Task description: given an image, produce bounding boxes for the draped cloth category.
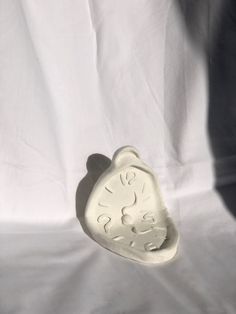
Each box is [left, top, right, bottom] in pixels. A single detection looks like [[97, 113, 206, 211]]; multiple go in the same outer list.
[[0, 1, 236, 313]]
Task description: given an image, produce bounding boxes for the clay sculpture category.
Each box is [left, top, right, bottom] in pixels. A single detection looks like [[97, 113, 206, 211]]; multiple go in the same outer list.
[[84, 146, 179, 264]]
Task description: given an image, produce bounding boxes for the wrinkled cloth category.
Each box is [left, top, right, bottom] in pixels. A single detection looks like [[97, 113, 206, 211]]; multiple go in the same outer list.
[[0, 1, 236, 314]]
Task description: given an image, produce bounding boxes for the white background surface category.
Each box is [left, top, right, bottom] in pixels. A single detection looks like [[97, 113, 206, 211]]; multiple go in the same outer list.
[[0, 1, 236, 313]]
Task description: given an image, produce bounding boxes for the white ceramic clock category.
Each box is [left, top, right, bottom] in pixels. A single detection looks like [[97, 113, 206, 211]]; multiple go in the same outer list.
[[84, 146, 179, 264]]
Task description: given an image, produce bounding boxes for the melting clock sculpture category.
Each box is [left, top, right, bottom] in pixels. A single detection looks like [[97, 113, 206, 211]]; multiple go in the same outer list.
[[84, 146, 179, 264]]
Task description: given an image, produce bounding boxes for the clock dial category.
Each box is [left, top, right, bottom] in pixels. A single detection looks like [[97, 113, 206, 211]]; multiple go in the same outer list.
[[84, 146, 179, 264]]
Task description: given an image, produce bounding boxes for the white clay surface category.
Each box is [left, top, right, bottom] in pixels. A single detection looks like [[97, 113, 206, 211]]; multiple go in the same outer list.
[[84, 146, 179, 264]]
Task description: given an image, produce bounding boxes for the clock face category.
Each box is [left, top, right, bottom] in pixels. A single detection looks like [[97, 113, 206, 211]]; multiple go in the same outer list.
[[86, 165, 168, 253]]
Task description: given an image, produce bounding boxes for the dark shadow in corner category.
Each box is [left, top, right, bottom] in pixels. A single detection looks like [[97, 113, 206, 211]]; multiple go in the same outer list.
[[76, 153, 111, 237], [176, 0, 236, 218], [208, 0, 236, 218]]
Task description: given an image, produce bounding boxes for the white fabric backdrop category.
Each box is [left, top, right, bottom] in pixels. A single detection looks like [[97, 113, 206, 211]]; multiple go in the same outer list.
[[0, 1, 236, 313]]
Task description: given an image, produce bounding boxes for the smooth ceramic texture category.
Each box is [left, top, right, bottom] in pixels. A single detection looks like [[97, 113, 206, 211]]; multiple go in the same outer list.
[[84, 146, 179, 264]]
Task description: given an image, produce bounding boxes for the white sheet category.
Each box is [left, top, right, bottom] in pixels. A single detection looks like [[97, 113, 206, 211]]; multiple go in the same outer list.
[[0, 1, 236, 313]]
